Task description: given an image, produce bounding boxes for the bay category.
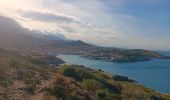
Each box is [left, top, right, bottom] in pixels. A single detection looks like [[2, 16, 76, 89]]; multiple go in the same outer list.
[[57, 52, 170, 93]]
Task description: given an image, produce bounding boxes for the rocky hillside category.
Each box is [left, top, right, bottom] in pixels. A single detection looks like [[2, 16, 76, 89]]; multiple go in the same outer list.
[[0, 49, 169, 100]]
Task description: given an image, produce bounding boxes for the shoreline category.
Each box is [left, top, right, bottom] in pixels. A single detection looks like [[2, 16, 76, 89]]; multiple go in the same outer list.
[[57, 54, 170, 94]]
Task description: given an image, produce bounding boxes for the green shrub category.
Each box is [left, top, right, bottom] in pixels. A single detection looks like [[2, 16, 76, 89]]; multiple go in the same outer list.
[[24, 78, 41, 85], [61, 66, 96, 81], [0, 72, 7, 81], [0, 80, 12, 87], [0, 93, 7, 100], [43, 77, 68, 99], [82, 79, 103, 91], [25, 83, 37, 94], [79, 70, 95, 80], [96, 89, 109, 99], [96, 89, 122, 100], [63, 67, 80, 81]]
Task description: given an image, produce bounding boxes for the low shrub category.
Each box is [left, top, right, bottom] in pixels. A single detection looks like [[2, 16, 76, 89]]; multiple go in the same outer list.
[[0, 93, 7, 100], [82, 79, 103, 91], [96, 89, 109, 99], [63, 67, 81, 81], [25, 83, 37, 94], [42, 77, 69, 100], [0, 80, 12, 87], [79, 70, 95, 80]]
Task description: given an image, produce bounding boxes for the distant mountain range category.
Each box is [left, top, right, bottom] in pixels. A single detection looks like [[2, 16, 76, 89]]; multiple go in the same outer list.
[[0, 15, 93, 49], [0, 15, 169, 63]]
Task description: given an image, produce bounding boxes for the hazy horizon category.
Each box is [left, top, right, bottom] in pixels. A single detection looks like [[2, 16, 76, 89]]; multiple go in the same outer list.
[[0, 0, 170, 51]]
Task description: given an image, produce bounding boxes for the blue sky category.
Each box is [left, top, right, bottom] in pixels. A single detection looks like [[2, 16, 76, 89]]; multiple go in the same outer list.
[[0, 0, 169, 50]]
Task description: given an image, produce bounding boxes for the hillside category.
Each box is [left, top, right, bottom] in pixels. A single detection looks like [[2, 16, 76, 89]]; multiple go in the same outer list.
[[0, 49, 170, 100], [0, 15, 167, 63], [0, 16, 46, 48], [84, 49, 163, 63]]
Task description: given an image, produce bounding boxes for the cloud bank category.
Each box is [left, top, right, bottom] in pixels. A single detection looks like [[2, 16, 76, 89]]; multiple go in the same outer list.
[[0, 0, 169, 50], [21, 11, 77, 23]]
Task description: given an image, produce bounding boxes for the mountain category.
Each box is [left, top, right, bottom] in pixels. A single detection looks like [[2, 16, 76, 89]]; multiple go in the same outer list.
[[0, 16, 46, 48], [35, 33, 67, 41], [0, 15, 93, 49], [0, 15, 166, 62]]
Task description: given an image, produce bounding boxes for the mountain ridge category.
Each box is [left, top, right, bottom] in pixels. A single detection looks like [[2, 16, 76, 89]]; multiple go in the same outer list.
[[0, 15, 168, 63]]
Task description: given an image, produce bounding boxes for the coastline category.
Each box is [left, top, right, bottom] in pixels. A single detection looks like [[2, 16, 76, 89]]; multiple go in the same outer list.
[[57, 54, 170, 94]]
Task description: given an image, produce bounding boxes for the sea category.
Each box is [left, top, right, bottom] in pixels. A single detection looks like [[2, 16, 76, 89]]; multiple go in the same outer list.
[[57, 52, 170, 93]]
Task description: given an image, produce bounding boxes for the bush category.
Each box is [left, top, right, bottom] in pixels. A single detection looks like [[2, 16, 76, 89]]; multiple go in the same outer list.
[[25, 83, 37, 94], [96, 89, 109, 99], [82, 79, 103, 91], [61, 65, 96, 81], [0, 72, 7, 81], [0, 80, 12, 87], [79, 70, 95, 80], [43, 77, 68, 99], [63, 67, 80, 81], [0, 93, 7, 100]]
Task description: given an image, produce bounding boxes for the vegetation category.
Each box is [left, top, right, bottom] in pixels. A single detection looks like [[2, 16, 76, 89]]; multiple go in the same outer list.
[[31, 56, 65, 66], [47, 65, 170, 100], [0, 48, 169, 100], [85, 49, 163, 63], [0, 48, 53, 99]]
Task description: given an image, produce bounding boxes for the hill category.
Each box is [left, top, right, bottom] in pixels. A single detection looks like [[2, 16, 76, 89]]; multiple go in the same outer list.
[[0, 49, 169, 100], [0, 15, 167, 63], [0, 16, 45, 48]]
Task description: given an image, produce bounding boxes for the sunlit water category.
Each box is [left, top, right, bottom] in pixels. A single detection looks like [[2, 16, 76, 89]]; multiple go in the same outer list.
[[57, 52, 170, 93]]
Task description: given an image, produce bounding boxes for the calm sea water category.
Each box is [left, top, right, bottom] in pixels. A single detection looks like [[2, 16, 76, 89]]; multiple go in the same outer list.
[[57, 52, 170, 93]]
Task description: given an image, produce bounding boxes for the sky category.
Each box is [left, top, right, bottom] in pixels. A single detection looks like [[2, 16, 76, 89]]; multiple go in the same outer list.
[[0, 0, 170, 51]]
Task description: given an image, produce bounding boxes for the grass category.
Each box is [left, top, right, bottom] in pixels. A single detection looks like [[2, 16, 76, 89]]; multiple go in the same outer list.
[[53, 65, 170, 100], [0, 48, 170, 100], [82, 79, 103, 91]]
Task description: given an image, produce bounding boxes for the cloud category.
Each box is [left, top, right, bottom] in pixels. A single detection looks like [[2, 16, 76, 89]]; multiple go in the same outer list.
[[0, 15, 66, 40], [0, 0, 169, 50], [21, 11, 77, 23], [60, 26, 76, 33]]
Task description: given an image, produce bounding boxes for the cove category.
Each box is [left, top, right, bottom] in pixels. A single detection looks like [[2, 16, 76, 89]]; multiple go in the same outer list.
[[57, 52, 170, 93]]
